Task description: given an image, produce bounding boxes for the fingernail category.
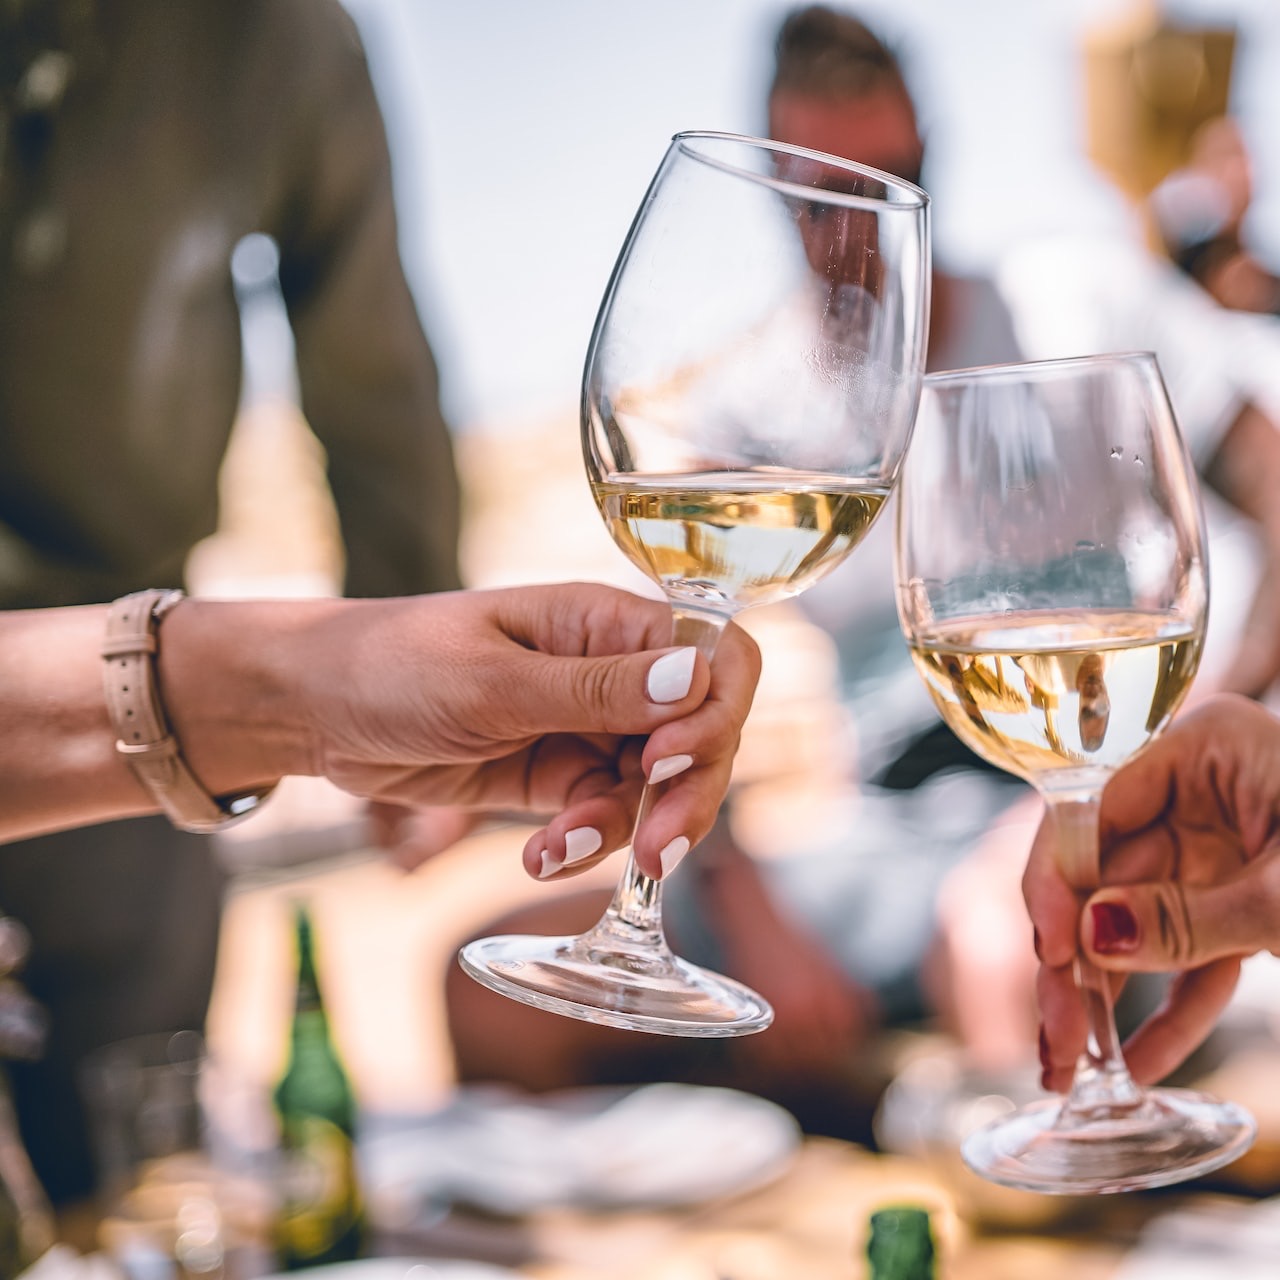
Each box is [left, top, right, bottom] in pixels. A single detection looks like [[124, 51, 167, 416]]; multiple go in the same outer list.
[[647, 648, 696, 703], [1038, 1026, 1050, 1071], [563, 826, 602, 866], [536, 849, 559, 879], [1090, 901, 1139, 953], [649, 754, 694, 784], [1033, 928, 1044, 962], [659, 835, 690, 878]]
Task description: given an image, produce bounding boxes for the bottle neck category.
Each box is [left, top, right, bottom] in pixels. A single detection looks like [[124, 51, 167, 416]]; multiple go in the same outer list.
[[290, 1004, 330, 1038], [289, 911, 334, 1046]]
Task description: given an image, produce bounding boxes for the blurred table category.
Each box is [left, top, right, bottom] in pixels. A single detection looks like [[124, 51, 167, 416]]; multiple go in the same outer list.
[[56, 1129, 1270, 1280], [189, 805, 1280, 1280], [372, 1135, 1163, 1280]]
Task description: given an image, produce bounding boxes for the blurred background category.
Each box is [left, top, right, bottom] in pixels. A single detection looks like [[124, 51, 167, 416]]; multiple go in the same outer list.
[[349, 0, 1280, 434], [195, 0, 1280, 1145], [47, 0, 1280, 1273]]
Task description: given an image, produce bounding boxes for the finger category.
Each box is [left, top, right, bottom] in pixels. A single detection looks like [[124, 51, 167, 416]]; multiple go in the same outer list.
[[522, 776, 645, 881], [1120, 958, 1242, 1085], [1022, 818, 1081, 969], [530, 747, 735, 884], [632, 751, 738, 879], [1096, 694, 1279, 848], [642, 678, 746, 769], [1035, 961, 1085, 1093], [629, 639, 755, 807], [498, 643, 713, 742], [519, 739, 649, 880], [1083, 862, 1280, 971], [496, 581, 674, 658], [495, 589, 758, 740]]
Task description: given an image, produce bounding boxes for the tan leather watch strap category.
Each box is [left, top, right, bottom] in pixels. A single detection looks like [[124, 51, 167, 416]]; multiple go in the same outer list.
[[101, 589, 273, 833]]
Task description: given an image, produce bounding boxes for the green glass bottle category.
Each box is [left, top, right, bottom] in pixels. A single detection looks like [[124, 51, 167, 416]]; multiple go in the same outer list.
[[866, 1205, 935, 1280], [273, 905, 364, 1270]]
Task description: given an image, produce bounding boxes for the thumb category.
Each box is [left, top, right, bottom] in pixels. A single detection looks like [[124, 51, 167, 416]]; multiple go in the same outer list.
[[1083, 865, 1280, 971], [508, 644, 707, 736]]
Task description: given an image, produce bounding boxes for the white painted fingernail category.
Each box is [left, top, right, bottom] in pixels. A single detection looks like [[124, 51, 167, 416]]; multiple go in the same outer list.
[[649, 754, 694, 784], [659, 836, 691, 878], [537, 849, 559, 879], [563, 826, 603, 865], [647, 647, 696, 703]]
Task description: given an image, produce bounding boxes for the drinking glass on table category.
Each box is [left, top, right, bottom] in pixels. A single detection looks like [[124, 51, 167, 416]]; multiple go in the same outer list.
[[893, 352, 1255, 1193], [81, 1032, 274, 1277], [460, 130, 930, 1035]]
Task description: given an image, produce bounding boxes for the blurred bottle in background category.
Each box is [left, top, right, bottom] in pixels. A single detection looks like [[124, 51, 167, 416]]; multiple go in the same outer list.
[[273, 906, 363, 1271], [865, 1204, 936, 1280]]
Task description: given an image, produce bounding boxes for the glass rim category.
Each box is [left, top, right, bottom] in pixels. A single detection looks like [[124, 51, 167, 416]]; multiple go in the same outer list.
[[922, 350, 1159, 389], [672, 129, 929, 212]]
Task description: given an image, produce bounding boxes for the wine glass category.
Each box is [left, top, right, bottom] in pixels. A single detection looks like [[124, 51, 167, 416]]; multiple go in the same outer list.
[[460, 130, 930, 1035], [894, 351, 1256, 1193]]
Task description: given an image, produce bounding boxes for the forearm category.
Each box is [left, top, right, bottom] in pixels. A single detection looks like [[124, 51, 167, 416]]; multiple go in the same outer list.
[[1202, 402, 1280, 541], [0, 600, 327, 843]]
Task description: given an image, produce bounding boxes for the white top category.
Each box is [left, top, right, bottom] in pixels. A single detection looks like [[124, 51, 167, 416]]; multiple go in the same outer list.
[[996, 230, 1280, 691], [996, 231, 1280, 464], [800, 273, 1026, 775]]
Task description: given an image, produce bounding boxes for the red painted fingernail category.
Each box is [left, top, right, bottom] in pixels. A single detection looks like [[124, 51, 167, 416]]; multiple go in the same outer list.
[[1091, 901, 1139, 953]]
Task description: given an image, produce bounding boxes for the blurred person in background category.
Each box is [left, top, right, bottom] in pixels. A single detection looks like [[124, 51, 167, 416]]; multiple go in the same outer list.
[[445, 5, 1035, 1142], [654, 1, 1042, 1118], [999, 13, 1280, 705], [446, 3, 1280, 1143], [0, 0, 461, 1203]]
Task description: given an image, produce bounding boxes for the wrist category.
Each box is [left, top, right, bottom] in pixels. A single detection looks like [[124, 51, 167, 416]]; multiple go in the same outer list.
[[156, 597, 342, 794]]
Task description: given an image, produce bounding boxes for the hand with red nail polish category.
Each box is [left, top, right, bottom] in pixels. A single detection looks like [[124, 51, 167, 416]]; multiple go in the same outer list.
[[1088, 901, 1139, 954], [1024, 694, 1280, 1087]]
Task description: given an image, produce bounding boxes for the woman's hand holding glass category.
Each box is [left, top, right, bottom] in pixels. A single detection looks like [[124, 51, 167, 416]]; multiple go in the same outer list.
[[1027, 692, 1280, 1091], [0, 583, 761, 852], [460, 131, 930, 1035], [893, 352, 1254, 1194]]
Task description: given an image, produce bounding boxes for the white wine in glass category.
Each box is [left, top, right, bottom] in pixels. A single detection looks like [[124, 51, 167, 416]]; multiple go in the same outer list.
[[895, 352, 1255, 1193], [460, 130, 930, 1035], [591, 472, 890, 611]]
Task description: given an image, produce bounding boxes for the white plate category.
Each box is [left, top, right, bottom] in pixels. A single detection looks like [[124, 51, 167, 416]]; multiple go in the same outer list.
[[363, 1082, 801, 1219]]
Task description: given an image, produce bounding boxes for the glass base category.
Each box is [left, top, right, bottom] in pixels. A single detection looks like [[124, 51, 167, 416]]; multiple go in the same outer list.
[[961, 1088, 1256, 1195], [458, 932, 774, 1037]]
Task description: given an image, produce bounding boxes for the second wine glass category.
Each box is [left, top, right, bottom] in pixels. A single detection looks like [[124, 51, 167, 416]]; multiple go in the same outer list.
[[460, 130, 930, 1035], [894, 352, 1255, 1192]]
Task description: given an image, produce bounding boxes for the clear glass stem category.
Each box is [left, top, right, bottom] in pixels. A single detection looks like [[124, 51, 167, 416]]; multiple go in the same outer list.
[[1048, 792, 1144, 1118], [586, 607, 727, 951]]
